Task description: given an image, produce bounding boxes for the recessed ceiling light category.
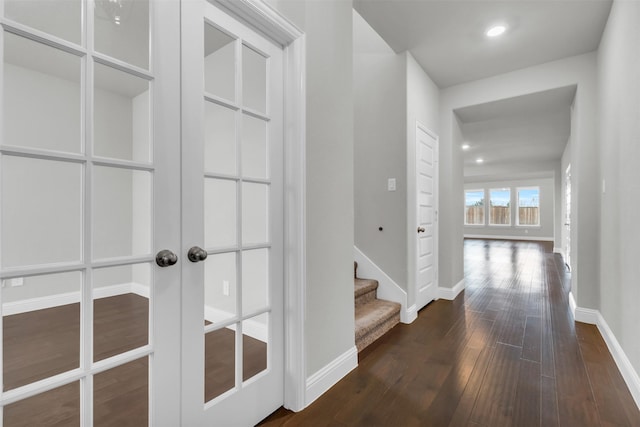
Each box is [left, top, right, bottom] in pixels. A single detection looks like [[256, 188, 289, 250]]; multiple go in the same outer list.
[[486, 25, 506, 38], [476, 158, 484, 164], [462, 144, 470, 150]]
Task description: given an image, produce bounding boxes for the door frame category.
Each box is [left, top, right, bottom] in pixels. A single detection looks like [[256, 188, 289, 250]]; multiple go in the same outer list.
[[197, 0, 307, 413], [407, 121, 439, 314]]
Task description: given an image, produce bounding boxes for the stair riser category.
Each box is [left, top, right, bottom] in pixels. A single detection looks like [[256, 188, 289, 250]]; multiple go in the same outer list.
[[356, 313, 400, 352], [355, 289, 377, 307]]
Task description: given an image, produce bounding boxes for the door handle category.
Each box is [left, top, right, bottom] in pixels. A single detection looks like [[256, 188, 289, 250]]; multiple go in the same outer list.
[[156, 250, 178, 267], [417, 227, 426, 233], [188, 246, 208, 263]]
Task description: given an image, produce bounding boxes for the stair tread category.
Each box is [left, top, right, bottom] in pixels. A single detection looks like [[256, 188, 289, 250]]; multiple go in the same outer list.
[[354, 278, 378, 297], [355, 299, 401, 336]]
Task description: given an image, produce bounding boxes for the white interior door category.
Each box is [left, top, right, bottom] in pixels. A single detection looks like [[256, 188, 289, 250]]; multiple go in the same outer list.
[[415, 123, 438, 311], [0, 0, 181, 424], [181, 1, 285, 425]]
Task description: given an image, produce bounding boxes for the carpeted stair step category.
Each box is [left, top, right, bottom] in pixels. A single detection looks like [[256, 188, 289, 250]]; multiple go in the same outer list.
[[355, 299, 401, 352], [355, 278, 378, 307]]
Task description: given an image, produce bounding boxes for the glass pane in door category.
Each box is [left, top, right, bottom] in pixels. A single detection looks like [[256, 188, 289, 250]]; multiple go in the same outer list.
[[92, 166, 151, 260], [93, 357, 149, 426], [204, 328, 235, 402], [2, 272, 81, 390], [1, 155, 82, 268], [204, 178, 237, 248], [204, 252, 237, 324], [205, 101, 236, 175], [204, 23, 236, 102], [242, 45, 266, 114], [3, 381, 80, 427], [2, 32, 81, 153], [241, 114, 268, 179], [242, 182, 268, 245], [94, 63, 151, 162], [93, 263, 150, 361], [242, 313, 267, 382], [4, 0, 81, 44], [94, 0, 150, 69], [241, 249, 268, 314]]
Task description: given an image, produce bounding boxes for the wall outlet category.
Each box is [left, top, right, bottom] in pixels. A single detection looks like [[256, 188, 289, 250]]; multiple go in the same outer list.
[[222, 280, 230, 296], [388, 178, 396, 191], [524, 229, 529, 234]]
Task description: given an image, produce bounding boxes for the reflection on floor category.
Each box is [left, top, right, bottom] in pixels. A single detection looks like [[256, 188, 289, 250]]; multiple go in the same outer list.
[[2, 293, 266, 426]]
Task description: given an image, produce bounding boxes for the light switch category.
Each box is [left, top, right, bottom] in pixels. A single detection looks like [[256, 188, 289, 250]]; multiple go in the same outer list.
[[388, 178, 396, 191], [223, 280, 230, 296]]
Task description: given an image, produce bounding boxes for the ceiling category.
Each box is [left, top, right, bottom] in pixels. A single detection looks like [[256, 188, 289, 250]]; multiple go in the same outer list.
[[457, 86, 575, 182], [354, 0, 611, 181], [354, 0, 612, 88]]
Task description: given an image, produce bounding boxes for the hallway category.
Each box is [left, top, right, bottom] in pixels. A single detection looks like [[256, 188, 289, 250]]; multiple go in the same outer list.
[[261, 239, 640, 426]]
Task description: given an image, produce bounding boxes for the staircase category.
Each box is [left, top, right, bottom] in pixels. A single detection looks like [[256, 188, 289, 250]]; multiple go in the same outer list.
[[354, 262, 401, 352]]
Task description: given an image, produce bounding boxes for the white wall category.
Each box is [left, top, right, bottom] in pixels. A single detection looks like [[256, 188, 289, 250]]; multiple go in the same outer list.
[[353, 11, 440, 309], [266, 0, 356, 377], [439, 53, 599, 310], [353, 10, 407, 288], [463, 178, 555, 241], [597, 0, 640, 383]]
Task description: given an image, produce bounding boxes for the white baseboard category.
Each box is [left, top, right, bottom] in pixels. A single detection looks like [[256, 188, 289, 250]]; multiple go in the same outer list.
[[569, 291, 577, 318], [2, 283, 149, 316], [2, 291, 79, 316], [305, 345, 358, 407], [594, 312, 640, 409], [354, 246, 415, 324], [437, 278, 465, 301], [570, 295, 640, 410], [405, 304, 417, 323], [464, 234, 554, 242]]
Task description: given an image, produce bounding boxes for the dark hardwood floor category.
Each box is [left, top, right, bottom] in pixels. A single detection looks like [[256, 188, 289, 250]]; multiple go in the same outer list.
[[260, 239, 640, 427]]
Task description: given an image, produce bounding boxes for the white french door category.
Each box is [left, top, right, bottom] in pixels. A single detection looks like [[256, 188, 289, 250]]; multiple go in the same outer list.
[[0, 0, 182, 425], [180, 1, 284, 425], [0, 0, 287, 425]]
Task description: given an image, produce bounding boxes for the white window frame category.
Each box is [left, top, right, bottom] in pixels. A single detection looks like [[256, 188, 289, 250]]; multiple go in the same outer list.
[[516, 186, 540, 227], [489, 188, 511, 226], [464, 189, 485, 226]]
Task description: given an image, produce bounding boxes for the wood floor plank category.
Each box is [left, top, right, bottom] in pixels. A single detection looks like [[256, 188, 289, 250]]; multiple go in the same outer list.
[[470, 343, 522, 426], [512, 359, 541, 427]]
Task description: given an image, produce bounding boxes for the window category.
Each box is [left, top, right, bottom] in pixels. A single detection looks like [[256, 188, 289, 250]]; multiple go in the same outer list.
[[464, 190, 484, 225], [517, 187, 540, 226], [489, 188, 511, 225]]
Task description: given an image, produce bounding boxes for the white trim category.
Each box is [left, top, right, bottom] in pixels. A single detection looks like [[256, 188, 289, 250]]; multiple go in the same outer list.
[[464, 234, 554, 242], [594, 312, 640, 410], [569, 298, 640, 410], [437, 278, 465, 301], [210, 0, 307, 413], [569, 291, 577, 318], [354, 246, 415, 324], [553, 247, 564, 256], [2, 283, 149, 316], [214, 0, 302, 47], [283, 36, 307, 414], [405, 304, 418, 323], [305, 346, 358, 407]]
